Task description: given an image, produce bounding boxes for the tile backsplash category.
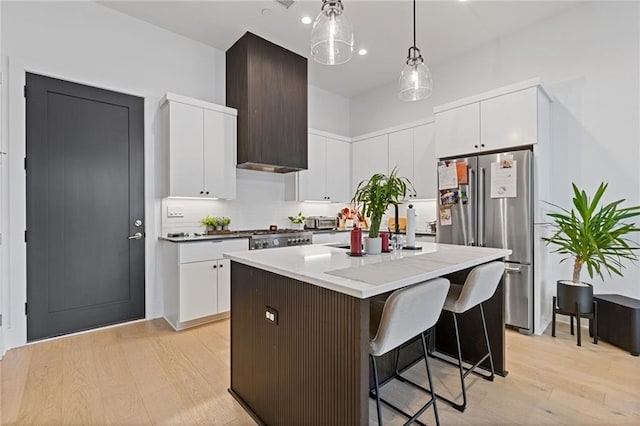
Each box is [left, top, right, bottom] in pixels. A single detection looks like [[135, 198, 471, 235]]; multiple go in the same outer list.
[[161, 170, 436, 235]]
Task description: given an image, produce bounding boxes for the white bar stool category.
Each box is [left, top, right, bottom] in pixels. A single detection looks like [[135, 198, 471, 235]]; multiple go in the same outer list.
[[369, 278, 450, 426], [431, 261, 505, 412]]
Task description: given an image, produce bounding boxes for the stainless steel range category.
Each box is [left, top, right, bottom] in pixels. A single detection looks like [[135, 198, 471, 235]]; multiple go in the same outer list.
[[249, 229, 313, 250]]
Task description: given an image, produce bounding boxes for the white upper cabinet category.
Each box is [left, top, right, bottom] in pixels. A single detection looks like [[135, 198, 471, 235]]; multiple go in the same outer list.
[[168, 101, 204, 197], [298, 133, 327, 201], [351, 134, 388, 194], [481, 87, 538, 152], [325, 137, 351, 202], [203, 109, 237, 200], [388, 128, 413, 185], [434, 81, 550, 159], [435, 103, 480, 159], [387, 124, 437, 200], [293, 133, 351, 203], [412, 123, 437, 199], [163, 93, 237, 199]]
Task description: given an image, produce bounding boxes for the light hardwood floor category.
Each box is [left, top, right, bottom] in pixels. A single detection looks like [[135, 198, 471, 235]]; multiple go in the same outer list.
[[1, 318, 638, 425]]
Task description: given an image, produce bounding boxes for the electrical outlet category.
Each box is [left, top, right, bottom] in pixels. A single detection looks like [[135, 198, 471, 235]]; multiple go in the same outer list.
[[167, 205, 184, 218], [265, 306, 278, 325]]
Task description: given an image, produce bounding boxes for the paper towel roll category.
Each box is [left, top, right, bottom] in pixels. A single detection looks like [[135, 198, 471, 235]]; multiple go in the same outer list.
[[406, 204, 416, 247]]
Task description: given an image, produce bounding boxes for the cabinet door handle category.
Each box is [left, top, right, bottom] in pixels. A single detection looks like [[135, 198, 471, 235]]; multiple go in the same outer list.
[[206, 191, 210, 195], [213, 265, 217, 269], [474, 144, 479, 149], [219, 264, 223, 268], [200, 191, 204, 194]]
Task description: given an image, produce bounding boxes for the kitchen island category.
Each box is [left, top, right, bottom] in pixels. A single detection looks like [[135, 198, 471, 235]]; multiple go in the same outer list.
[[224, 243, 510, 425]]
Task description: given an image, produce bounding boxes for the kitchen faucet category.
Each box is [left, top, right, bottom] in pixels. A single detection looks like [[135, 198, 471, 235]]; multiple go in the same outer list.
[[394, 204, 400, 235]]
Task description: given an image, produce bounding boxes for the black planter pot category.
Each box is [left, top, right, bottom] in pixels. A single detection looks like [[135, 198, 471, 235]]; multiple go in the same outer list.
[[557, 280, 594, 313]]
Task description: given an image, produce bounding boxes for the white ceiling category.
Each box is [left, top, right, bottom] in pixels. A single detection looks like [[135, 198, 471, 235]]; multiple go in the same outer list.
[[100, 0, 583, 98]]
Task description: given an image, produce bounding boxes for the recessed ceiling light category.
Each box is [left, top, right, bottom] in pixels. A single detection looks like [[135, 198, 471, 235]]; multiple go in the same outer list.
[[358, 49, 368, 56], [261, 8, 272, 16], [301, 16, 312, 25]]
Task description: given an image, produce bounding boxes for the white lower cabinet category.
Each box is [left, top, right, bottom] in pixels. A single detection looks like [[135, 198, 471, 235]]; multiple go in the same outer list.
[[312, 231, 351, 245], [217, 259, 231, 312], [162, 239, 247, 330]]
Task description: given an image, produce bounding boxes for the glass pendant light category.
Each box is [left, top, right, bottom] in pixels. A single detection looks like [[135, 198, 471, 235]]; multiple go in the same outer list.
[[398, 0, 433, 101], [310, 0, 354, 65]]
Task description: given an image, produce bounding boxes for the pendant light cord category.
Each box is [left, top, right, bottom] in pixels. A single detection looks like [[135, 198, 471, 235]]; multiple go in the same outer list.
[[413, 0, 416, 49]]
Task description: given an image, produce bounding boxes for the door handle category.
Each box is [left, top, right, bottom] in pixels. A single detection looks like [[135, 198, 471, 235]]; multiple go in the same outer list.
[[505, 266, 521, 273], [478, 167, 485, 247], [128, 232, 143, 240]]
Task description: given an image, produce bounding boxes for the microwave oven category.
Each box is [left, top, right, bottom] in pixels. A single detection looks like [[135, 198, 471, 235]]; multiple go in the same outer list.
[[304, 216, 338, 230]]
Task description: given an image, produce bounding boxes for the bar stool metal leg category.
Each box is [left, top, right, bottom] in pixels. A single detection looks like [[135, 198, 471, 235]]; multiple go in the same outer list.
[[420, 332, 440, 426], [370, 354, 383, 426], [452, 312, 467, 411], [480, 304, 495, 381]]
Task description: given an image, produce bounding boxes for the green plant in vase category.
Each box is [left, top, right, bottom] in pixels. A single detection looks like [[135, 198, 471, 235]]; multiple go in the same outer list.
[[200, 216, 218, 234], [351, 167, 414, 254], [288, 212, 305, 229], [220, 217, 231, 230]]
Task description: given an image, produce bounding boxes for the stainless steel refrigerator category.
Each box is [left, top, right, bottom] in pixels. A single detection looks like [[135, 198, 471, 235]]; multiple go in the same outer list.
[[436, 149, 533, 333]]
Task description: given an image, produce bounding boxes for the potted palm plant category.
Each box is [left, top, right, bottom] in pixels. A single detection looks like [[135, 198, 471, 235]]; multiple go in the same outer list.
[[351, 167, 414, 254], [543, 182, 640, 313]]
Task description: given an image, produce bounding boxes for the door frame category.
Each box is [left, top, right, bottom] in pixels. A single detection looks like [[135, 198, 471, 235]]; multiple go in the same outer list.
[[3, 57, 156, 350]]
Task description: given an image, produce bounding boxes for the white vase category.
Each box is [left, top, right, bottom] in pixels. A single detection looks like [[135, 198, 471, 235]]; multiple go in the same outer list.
[[364, 236, 382, 254]]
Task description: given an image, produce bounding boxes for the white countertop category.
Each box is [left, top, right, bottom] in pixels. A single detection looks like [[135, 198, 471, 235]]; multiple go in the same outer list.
[[224, 243, 511, 299]]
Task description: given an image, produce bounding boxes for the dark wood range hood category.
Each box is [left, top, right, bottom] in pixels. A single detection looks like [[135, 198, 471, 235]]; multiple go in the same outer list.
[[226, 32, 308, 173]]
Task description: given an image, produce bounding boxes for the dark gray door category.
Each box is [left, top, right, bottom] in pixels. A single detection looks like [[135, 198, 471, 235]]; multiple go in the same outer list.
[[26, 73, 145, 341]]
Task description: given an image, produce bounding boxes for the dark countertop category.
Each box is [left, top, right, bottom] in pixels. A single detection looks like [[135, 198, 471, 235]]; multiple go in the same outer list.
[[159, 228, 436, 243], [159, 233, 252, 243]]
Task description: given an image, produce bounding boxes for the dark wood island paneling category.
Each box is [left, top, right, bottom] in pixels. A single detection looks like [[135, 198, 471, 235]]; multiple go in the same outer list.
[[230, 262, 370, 425]]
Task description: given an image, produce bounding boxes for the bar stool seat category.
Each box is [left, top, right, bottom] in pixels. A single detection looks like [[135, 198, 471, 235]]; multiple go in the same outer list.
[[369, 278, 450, 426], [431, 261, 505, 412]]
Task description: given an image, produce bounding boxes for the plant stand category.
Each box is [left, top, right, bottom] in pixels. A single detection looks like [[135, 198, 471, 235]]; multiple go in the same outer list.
[[552, 296, 598, 346]]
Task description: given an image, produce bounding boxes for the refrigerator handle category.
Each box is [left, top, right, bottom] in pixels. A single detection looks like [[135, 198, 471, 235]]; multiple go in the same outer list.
[[479, 167, 485, 247], [468, 166, 475, 246]]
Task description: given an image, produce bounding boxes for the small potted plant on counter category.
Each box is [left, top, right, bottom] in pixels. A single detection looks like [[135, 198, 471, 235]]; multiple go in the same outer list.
[[543, 182, 640, 318], [351, 167, 413, 254], [288, 212, 305, 230], [200, 216, 218, 235], [220, 217, 231, 231]]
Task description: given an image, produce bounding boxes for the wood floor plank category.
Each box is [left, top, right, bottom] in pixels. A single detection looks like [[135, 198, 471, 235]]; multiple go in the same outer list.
[[91, 328, 149, 425], [62, 333, 106, 425], [1, 345, 33, 424], [15, 339, 64, 424], [1, 318, 638, 425]]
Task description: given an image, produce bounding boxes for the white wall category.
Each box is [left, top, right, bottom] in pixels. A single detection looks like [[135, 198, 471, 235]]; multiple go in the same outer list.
[[351, 1, 640, 323], [0, 1, 351, 351], [309, 85, 350, 136]]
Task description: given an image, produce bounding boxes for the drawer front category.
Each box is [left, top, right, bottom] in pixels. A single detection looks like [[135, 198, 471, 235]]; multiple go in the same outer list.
[[179, 239, 249, 263]]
